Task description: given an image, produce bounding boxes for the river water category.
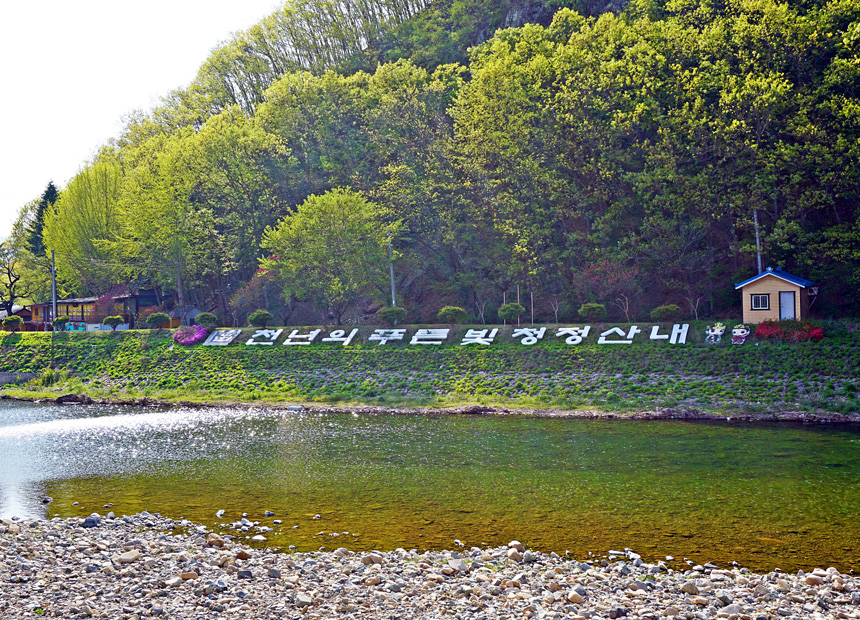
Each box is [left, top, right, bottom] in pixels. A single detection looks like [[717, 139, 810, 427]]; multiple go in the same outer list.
[[1, 401, 858, 572]]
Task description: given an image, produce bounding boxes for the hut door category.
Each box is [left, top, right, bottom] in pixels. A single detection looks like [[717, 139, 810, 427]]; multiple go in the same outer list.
[[779, 291, 796, 320]]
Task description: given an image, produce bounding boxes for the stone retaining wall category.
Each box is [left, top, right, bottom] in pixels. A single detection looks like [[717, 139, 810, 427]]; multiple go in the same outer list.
[[0, 371, 37, 386]]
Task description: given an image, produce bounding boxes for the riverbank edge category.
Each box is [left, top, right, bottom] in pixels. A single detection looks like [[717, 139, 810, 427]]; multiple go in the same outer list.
[[3, 327, 859, 416], [2, 391, 858, 424], [1, 513, 858, 620]]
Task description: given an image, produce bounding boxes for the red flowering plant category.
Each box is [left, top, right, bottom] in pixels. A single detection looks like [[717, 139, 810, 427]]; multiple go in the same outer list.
[[754, 320, 824, 342], [754, 322, 783, 340], [172, 325, 209, 346], [808, 325, 825, 341]]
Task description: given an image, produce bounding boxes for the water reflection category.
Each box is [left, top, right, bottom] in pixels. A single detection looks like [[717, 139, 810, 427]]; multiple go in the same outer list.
[[1, 400, 859, 571]]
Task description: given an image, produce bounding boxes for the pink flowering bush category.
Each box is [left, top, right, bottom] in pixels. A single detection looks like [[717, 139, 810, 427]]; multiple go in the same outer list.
[[172, 325, 209, 346]]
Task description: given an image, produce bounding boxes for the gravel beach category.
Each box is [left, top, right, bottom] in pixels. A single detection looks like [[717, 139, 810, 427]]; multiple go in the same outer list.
[[1, 513, 857, 620]]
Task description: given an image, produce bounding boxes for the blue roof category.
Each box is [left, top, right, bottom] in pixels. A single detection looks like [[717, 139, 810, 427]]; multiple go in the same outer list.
[[735, 266, 814, 289]]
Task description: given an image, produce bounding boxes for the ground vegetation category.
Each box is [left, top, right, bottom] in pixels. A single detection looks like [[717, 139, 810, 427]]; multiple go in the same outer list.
[[1, 324, 857, 414]]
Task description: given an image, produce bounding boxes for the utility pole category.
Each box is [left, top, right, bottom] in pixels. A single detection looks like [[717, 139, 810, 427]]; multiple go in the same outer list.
[[176, 262, 186, 326], [51, 250, 57, 325], [516, 285, 521, 326], [753, 210, 763, 273], [50, 250, 57, 369], [502, 291, 506, 326], [388, 233, 397, 324]]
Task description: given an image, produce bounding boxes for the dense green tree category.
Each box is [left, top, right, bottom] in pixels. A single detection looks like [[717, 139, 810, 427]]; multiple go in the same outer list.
[[109, 131, 199, 310], [261, 188, 397, 324], [0, 242, 32, 316], [43, 155, 124, 293], [27, 181, 60, 257], [7, 200, 54, 304], [189, 0, 433, 116], [194, 312, 219, 329], [256, 70, 375, 195], [2, 316, 23, 332], [437, 305, 468, 324], [497, 302, 525, 323], [103, 315, 124, 330], [192, 108, 291, 281], [247, 308, 275, 327], [378, 305, 407, 324], [449, 3, 860, 315], [145, 312, 170, 329], [14, 0, 860, 318]]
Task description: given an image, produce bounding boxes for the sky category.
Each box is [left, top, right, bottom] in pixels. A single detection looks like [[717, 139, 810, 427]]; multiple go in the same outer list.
[[0, 0, 282, 239]]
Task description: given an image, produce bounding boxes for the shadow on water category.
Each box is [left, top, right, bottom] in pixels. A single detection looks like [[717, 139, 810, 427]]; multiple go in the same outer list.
[[1, 400, 859, 572]]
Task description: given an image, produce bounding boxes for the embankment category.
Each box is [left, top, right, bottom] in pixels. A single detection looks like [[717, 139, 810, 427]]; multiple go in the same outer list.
[[0, 322, 857, 416]]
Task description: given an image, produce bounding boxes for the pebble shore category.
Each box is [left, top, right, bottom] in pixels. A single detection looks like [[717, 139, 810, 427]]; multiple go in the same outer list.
[[1, 513, 857, 620], [9, 393, 860, 424]]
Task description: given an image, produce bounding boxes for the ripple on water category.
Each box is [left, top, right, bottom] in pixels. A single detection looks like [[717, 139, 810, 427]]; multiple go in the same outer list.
[[1, 401, 859, 572]]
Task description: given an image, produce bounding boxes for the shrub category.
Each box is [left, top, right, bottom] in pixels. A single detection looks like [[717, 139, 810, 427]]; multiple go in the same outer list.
[[578, 303, 607, 321], [103, 315, 124, 330], [194, 312, 218, 329], [809, 325, 826, 341], [755, 320, 824, 342], [378, 306, 406, 325], [754, 322, 782, 340], [497, 303, 526, 323], [33, 367, 69, 387], [145, 312, 170, 329], [248, 309, 274, 328], [437, 306, 468, 324], [650, 304, 682, 322], [52, 315, 70, 330], [3, 316, 23, 332], [173, 325, 209, 346]]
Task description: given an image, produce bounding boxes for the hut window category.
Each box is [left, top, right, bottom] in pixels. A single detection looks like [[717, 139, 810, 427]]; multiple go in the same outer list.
[[751, 294, 770, 310]]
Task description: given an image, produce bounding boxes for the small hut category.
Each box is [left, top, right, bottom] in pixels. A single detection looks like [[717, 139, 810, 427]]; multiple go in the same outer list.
[[734, 266, 815, 324], [167, 305, 203, 328]]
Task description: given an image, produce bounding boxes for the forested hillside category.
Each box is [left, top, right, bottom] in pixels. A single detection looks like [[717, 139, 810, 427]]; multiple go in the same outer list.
[[9, 0, 860, 324]]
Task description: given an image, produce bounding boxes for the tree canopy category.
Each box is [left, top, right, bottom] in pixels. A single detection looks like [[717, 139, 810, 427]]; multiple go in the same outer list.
[[10, 0, 860, 321], [0, 242, 32, 316], [261, 188, 396, 324], [42, 156, 123, 293]]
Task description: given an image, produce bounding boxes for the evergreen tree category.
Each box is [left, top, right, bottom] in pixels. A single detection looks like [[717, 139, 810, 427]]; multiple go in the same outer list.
[[27, 181, 60, 257]]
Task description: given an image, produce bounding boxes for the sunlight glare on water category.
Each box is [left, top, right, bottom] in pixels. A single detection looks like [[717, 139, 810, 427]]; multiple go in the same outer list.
[[1, 400, 859, 572]]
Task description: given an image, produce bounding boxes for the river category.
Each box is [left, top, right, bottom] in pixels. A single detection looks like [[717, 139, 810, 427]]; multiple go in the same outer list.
[[1, 400, 858, 572]]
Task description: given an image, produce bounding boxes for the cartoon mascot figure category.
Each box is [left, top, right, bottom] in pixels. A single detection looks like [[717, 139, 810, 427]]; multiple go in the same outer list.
[[705, 322, 726, 345], [731, 324, 751, 345]]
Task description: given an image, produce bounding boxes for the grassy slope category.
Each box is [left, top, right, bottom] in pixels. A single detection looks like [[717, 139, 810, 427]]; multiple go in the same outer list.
[[0, 322, 858, 414]]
